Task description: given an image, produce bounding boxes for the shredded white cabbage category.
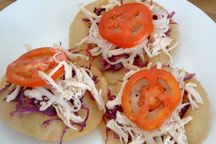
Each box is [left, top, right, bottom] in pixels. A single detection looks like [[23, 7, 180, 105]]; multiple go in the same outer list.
[[23, 44, 33, 51], [102, 0, 122, 10], [106, 66, 203, 144], [6, 51, 104, 130], [77, 0, 177, 69], [185, 83, 203, 109], [53, 43, 89, 61], [6, 86, 21, 103], [79, 4, 99, 20]]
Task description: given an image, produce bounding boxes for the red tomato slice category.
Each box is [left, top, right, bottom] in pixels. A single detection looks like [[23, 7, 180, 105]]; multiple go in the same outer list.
[[99, 3, 153, 48], [6, 47, 67, 87], [122, 68, 181, 131]]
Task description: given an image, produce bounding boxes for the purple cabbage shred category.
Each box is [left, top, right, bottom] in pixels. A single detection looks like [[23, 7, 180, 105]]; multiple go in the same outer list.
[[102, 55, 149, 71], [42, 117, 60, 128], [107, 89, 116, 101], [102, 54, 129, 71], [102, 61, 123, 71], [133, 56, 149, 68], [72, 106, 89, 132], [10, 88, 56, 117], [108, 54, 129, 63], [4, 84, 90, 144], [82, 18, 92, 27], [86, 44, 94, 57], [167, 11, 178, 25], [167, 11, 176, 19], [162, 64, 171, 67], [82, 18, 91, 23], [165, 29, 171, 36], [179, 90, 191, 118], [105, 127, 111, 143], [94, 7, 106, 16], [150, 0, 153, 6], [183, 73, 196, 81], [92, 75, 99, 84], [104, 105, 123, 120], [59, 126, 68, 144], [105, 90, 122, 120], [46, 106, 89, 144], [179, 104, 190, 118]]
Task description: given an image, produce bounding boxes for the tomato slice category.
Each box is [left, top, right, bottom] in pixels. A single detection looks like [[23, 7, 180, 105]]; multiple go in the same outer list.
[[99, 3, 153, 48], [122, 68, 181, 131], [6, 47, 67, 87]]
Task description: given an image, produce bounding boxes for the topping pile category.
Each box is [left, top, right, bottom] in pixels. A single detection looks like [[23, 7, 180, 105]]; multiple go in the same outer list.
[[77, 0, 177, 70], [105, 65, 203, 144], [3, 47, 104, 130]]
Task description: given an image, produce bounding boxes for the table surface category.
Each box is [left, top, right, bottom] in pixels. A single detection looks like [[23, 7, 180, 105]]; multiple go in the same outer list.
[[0, 0, 216, 22]]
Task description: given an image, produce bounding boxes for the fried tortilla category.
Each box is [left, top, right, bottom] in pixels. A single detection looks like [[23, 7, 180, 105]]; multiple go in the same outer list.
[[69, 0, 178, 97], [0, 60, 108, 142], [99, 69, 211, 144]]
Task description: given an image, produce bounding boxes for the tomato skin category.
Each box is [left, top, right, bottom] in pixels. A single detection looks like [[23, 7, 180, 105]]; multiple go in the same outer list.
[[99, 3, 153, 48], [6, 47, 67, 87], [122, 68, 181, 131]]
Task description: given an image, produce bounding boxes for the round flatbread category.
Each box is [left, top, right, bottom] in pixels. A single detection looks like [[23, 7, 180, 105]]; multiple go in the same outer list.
[[69, 0, 178, 96], [0, 60, 108, 142], [99, 69, 211, 144]]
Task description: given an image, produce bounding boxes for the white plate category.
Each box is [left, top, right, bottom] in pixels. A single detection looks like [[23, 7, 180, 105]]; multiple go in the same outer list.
[[0, 0, 215, 144]]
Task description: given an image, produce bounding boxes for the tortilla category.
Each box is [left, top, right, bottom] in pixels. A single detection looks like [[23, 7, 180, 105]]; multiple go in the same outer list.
[[69, 0, 178, 98], [0, 60, 108, 142], [99, 69, 211, 144]]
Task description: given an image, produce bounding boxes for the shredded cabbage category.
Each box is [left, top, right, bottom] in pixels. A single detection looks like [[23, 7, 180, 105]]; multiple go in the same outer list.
[[106, 65, 203, 144], [77, 0, 177, 69], [5, 50, 104, 131]]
